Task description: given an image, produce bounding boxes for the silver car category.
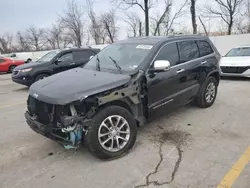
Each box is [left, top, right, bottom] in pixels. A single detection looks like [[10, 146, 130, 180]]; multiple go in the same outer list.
[[220, 46, 250, 77]]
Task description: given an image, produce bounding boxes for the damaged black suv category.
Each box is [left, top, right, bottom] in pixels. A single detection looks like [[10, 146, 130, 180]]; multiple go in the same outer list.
[[25, 35, 221, 159]]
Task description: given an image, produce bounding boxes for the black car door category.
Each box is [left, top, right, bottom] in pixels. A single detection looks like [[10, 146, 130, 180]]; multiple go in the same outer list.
[[173, 40, 201, 105], [53, 51, 75, 74], [73, 50, 96, 67], [147, 40, 201, 112], [147, 42, 181, 111], [196, 40, 217, 75]]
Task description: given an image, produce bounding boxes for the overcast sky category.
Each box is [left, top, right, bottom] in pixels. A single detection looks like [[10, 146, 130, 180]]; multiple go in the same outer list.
[[0, 0, 111, 33], [0, 0, 218, 39]]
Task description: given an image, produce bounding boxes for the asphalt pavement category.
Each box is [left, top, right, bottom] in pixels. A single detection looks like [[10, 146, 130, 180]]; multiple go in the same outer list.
[[0, 73, 249, 188]]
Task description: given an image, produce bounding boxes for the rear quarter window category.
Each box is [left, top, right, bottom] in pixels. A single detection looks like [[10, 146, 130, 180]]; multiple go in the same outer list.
[[0, 59, 5, 63], [196, 40, 214, 57], [74, 50, 95, 61]]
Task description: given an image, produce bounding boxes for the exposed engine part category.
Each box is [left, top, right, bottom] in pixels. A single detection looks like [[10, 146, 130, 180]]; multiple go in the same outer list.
[[63, 104, 83, 149]]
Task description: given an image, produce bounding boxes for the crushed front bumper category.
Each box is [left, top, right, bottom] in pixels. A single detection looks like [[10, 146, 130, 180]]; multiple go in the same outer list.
[[25, 111, 74, 146]]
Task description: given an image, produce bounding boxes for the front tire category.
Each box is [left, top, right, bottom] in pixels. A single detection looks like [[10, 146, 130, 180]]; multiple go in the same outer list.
[[34, 74, 49, 82], [195, 76, 218, 108], [26, 58, 32, 63], [8, 65, 16, 73], [85, 106, 137, 159]]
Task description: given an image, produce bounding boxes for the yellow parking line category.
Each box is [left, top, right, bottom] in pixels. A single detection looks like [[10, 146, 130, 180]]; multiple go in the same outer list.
[[217, 146, 250, 188], [0, 102, 25, 109]]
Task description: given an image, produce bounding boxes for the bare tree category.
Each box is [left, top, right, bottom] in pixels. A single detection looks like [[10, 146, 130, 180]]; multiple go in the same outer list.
[[45, 23, 63, 49], [100, 10, 118, 43], [16, 31, 31, 52], [151, 0, 172, 36], [198, 16, 208, 35], [151, 0, 187, 36], [61, 34, 74, 48], [0, 33, 13, 53], [114, 0, 155, 36], [86, 0, 104, 44], [190, 0, 197, 34], [124, 12, 142, 37], [59, 0, 84, 47], [206, 0, 244, 35], [235, 0, 250, 33], [26, 26, 46, 51]]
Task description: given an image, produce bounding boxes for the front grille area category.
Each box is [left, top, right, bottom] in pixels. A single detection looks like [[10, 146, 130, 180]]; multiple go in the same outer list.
[[27, 95, 54, 125], [220, 66, 249, 74]]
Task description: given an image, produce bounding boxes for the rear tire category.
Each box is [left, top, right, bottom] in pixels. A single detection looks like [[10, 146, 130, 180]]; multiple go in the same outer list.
[[26, 58, 32, 63], [85, 106, 137, 160], [34, 74, 49, 82], [8, 65, 16, 73], [195, 76, 218, 108]]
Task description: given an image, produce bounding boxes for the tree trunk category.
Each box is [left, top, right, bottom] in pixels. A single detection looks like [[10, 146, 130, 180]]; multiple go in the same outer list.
[[198, 16, 208, 36], [105, 23, 114, 43], [139, 21, 142, 36], [144, 0, 149, 36], [190, 0, 197, 34], [228, 16, 233, 35]]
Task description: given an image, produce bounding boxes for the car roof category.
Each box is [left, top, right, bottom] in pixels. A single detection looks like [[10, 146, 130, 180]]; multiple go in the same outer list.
[[115, 35, 208, 45], [60, 47, 100, 53]]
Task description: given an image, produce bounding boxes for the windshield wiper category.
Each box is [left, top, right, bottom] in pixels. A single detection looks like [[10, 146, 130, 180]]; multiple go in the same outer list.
[[109, 56, 122, 73], [96, 54, 100, 71]]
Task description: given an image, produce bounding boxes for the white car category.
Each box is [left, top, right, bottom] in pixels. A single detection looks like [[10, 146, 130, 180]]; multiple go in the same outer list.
[[220, 46, 250, 77]]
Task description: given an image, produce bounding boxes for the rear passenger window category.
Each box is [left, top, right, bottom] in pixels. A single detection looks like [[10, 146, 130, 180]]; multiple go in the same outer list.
[[155, 43, 179, 66], [178, 41, 199, 63], [74, 51, 94, 61], [196, 40, 214, 57], [0, 59, 5, 63]]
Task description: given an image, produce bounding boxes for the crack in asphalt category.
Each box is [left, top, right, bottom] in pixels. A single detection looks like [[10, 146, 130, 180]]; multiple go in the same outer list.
[[134, 130, 189, 188], [135, 143, 183, 188]]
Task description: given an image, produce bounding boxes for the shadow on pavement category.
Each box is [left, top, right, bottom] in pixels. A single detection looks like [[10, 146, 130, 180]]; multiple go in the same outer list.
[[14, 87, 29, 92]]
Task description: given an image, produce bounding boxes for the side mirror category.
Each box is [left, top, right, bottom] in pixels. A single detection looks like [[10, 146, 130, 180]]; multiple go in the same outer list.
[[89, 55, 94, 60], [153, 60, 171, 72], [55, 59, 62, 65]]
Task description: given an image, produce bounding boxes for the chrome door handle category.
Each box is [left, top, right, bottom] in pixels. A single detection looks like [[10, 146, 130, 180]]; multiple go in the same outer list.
[[70, 62, 75, 65], [176, 69, 185, 74], [201, 60, 207, 64]]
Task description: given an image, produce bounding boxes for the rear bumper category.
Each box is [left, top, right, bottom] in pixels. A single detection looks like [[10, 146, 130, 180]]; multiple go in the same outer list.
[[25, 112, 73, 146]]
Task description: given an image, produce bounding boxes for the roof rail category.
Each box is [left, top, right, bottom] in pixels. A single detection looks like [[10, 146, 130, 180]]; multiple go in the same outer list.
[[168, 34, 203, 38]]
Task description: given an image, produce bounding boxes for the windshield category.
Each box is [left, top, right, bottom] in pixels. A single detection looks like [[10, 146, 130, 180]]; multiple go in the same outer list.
[[37, 50, 60, 62], [84, 43, 153, 72], [225, 47, 250, 57]]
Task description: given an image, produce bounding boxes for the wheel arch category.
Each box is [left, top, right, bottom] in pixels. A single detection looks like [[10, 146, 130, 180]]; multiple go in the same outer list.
[[33, 71, 52, 81], [97, 98, 145, 126], [208, 71, 220, 86], [8, 65, 17, 72], [101, 99, 132, 113]]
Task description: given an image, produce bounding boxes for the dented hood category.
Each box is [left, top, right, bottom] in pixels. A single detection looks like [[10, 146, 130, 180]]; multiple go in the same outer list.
[[29, 68, 131, 105]]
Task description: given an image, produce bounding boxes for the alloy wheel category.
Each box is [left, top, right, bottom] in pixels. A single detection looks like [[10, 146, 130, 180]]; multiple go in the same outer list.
[[98, 115, 130, 152], [205, 82, 216, 103]]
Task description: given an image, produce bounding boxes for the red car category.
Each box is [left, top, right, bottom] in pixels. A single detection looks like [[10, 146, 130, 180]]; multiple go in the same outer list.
[[0, 57, 24, 73]]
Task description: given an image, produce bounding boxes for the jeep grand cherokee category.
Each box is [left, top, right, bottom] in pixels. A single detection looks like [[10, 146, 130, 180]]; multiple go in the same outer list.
[[25, 35, 221, 159]]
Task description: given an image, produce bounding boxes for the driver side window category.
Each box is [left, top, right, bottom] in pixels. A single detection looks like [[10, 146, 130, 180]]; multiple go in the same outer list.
[[155, 43, 180, 67], [58, 52, 73, 62]]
